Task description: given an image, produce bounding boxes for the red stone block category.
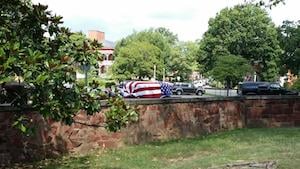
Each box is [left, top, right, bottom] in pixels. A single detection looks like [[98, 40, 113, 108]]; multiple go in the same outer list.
[[252, 101, 265, 108], [90, 116, 105, 125], [293, 103, 300, 112], [225, 102, 239, 113], [87, 134, 102, 143], [292, 113, 300, 120], [111, 132, 122, 139], [271, 104, 291, 115], [67, 139, 80, 150], [294, 120, 300, 127], [273, 114, 290, 122], [203, 116, 216, 124], [261, 113, 273, 118], [73, 112, 88, 121], [248, 107, 264, 119], [147, 105, 159, 111], [97, 140, 118, 148], [208, 103, 219, 115], [100, 135, 110, 141]]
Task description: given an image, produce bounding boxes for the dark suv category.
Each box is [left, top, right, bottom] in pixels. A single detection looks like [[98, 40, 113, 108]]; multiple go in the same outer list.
[[238, 82, 299, 95], [172, 82, 205, 95]]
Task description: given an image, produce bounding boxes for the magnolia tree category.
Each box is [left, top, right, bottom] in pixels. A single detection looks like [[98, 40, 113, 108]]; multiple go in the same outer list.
[[0, 0, 137, 133]]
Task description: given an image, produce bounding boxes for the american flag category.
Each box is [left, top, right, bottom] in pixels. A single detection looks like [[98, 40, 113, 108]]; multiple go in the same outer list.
[[122, 81, 173, 98]]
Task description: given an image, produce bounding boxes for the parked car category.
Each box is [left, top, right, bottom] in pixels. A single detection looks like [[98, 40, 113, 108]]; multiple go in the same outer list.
[[267, 82, 299, 95], [237, 82, 299, 96], [193, 80, 205, 88], [172, 82, 205, 95]]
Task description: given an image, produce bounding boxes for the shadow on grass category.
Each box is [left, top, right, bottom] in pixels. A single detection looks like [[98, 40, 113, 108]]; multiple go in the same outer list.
[[145, 128, 300, 146]]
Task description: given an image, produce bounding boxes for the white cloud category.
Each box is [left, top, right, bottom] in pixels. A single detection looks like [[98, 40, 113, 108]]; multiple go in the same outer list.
[[32, 0, 299, 42]]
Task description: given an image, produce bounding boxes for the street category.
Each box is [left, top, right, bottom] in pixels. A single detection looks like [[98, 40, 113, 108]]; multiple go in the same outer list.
[[170, 88, 238, 98], [205, 88, 238, 96]]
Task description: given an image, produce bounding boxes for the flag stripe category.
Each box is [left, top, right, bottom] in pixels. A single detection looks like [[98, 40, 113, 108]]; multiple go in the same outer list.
[[133, 81, 159, 89], [134, 86, 161, 93], [142, 94, 162, 98], [122, 81, 173, 98]]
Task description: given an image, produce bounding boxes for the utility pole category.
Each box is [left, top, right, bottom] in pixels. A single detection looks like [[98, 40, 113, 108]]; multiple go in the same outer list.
[[163, 68, 165, 82], [153, 65, 156, 80]]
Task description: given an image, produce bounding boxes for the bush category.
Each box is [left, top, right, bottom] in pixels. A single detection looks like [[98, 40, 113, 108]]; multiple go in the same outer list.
[[290, 78, 300, 91]]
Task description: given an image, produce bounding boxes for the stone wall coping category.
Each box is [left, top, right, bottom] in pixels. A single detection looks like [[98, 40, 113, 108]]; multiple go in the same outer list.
[[1, 95, 299, 112], [124, 95, 300, 105]]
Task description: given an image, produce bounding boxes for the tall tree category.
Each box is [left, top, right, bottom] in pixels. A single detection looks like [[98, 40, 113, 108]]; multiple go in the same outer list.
[[277, 20, 300, 75], [113, 28, 184, 81], [154, 27, 178, 45], [167, 41, 201, 81], [0, 0, 100, 125], [112, 41, 163, 80], [211, 55, 252, 89], [168, 45, 192, 81], [0, 0, 137, 132], [198, 4, 282, 82]]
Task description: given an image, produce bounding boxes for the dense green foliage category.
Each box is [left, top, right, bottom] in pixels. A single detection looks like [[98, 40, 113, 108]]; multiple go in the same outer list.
[[290, 78, 300, 91], [211, 55, 252, 87], [168, 41, 200, 81], [16, 128, 300, 169], [277, 21, 300, 75], [198, 4, 282, 82], [0, 0, 137, 132], [105, 97, 138, 132], [113, 28, 173, 81], [112, 41, 163, 80], [112, 28, 199, 81]]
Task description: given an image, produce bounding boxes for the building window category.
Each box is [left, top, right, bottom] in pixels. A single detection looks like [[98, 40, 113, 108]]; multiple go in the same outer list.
[[102, 54, 106, 61], [100, 66, 106, 74], [108, 54, 113, 61]]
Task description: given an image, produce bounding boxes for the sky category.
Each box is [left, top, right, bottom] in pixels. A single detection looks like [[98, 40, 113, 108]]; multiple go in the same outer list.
[[32, 0, 299, 42]]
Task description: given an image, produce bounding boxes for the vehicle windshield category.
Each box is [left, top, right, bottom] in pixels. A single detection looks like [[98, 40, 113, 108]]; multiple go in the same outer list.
[[270, 83, 281, 89]]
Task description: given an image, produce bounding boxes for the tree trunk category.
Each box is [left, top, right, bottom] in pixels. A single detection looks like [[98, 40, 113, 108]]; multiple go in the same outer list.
[[226, 79, 230, 96]]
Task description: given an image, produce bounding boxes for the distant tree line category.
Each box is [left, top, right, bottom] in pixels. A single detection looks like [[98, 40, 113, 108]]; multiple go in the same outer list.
[[112, 28, 199, 82], [112, 1, 299, 90]]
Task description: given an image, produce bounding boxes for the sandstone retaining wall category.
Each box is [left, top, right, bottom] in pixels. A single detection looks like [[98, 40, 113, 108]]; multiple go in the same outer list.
[[0, 96, 299, 165]]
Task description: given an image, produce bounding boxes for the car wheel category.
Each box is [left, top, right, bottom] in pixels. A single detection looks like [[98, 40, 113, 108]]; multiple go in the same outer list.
[[176, 90, 182, 95], [196, 91, 203, 96]]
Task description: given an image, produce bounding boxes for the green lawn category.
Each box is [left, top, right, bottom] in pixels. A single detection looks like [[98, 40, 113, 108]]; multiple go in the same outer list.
[[14, 128, 300, 169]]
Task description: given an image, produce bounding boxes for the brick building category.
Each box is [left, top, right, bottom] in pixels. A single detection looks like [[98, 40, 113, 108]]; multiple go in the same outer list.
[[88, 30, 115, 78]]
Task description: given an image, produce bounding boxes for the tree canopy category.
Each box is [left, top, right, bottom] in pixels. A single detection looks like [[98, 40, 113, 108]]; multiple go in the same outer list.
[[112, 41, 163, 80], [168, 41, 200, 81], [0, 0, 137, 132], [0, 0, 100, 124], [197, 4, 282, 82], [277, 20, 300, 75], [112, 27, 199, 81], [211, 55, 252, 87]]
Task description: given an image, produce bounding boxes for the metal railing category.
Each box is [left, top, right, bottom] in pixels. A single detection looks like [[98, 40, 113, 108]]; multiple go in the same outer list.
[[205, 88, 238, 97]]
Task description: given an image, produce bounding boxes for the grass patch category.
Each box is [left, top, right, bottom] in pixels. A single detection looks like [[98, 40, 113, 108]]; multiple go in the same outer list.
[[11, 128, 300, 169]]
